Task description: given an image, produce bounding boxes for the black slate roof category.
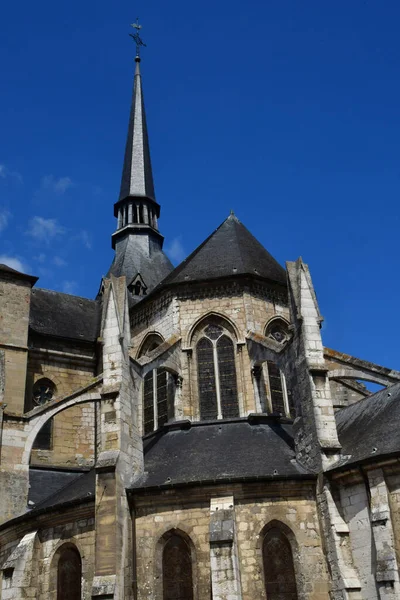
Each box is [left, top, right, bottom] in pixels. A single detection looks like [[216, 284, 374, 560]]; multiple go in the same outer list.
[[30, 288, 100, 342], [335, 382, 400, 469], [28, 468, 90, 506], [107, 234, 173, 293], [158, 214, 287, 288], [130, 418, 311, 491], [0, 263, 38, 285], [30, 469, 95, 510]]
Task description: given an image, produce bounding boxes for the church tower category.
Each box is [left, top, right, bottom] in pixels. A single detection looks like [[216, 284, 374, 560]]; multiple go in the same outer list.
[[107, 42, 173, 299]]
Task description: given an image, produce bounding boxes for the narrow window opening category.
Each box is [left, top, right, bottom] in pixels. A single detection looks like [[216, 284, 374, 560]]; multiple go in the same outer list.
[[57, 546, 82, 600], [267, 361, 285, 415], [143, 371, 154, 435], [163, 534, 194, 600], [197, 337, 218, 420], [217, 335, 239, 418], [263, 527, 298, 600]]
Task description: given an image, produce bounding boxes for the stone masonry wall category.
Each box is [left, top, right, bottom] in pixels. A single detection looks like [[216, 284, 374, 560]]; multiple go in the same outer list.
[[0, 276, 32, 415], [134, 481, 329, 600], [27, 340, 96, 468], [130, 283, 290, 423], [0, 505, 95, 600]]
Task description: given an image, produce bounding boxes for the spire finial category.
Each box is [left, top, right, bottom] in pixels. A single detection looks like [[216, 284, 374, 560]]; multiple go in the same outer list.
[[129, 18, 146, 62]]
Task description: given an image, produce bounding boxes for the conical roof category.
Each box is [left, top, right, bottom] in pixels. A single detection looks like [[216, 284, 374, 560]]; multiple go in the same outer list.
[[160, 214, 287, 287], [119, 59, 155, 202]]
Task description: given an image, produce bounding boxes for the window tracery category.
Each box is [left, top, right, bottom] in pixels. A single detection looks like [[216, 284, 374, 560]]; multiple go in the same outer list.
[[139, 334, 174, 435], [32, 378, 55, 406], [196, 321, 239, 420], [265, 318, 289, 344], [263, 527, 298, 600]]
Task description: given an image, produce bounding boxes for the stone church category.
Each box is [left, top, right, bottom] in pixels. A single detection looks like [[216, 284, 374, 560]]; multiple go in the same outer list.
[[1, 39, 400, 600]]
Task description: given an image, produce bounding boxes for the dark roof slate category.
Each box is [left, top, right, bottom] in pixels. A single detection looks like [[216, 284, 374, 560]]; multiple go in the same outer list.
[[107, 234, 173, 293], [30, 288, 100, 342], [0, 263, 38, 285], [158, 214, 287, 288], [32, 469, 95, 510], [334, 382, 400, 469], [28, 469, 88, 506], [130, 418, 311, 491]]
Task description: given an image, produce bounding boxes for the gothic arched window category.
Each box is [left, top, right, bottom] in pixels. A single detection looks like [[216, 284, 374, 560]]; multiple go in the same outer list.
[[57, 545, 82, 600], [197, 323, 239, 420], [143, 367, 172, 434], [263, 527, 298, 600], [266, 361, 294, 418], [163, 534, 194, 600]]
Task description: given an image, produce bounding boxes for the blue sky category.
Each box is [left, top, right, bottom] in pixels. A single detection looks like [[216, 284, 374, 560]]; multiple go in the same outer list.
[[1, 1, 400, 370]]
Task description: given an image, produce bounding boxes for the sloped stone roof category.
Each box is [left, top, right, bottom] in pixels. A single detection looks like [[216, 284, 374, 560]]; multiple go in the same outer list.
[[107, 234, 173, 293], [334, 382, 400, 469], [158, 214, 287, 288], [130, 417, 311, 491], [30, 468, 95, 510], [0, 263, 38, 285], [30, 288, 100, 342]]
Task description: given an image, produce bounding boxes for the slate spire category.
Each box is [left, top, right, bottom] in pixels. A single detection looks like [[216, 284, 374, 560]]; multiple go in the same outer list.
[[107, 46, 173, 298], [119, 57, 155, 203]]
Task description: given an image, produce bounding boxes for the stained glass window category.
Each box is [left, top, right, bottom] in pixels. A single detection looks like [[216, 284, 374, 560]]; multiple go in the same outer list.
[[263, 527, 298, 600], [197, 337, 218, 420], [32, 378, 55, 406], [163, 535, 193, 600], [217, 335, 239, 418], [157, 368, 168, 428], [57, 546, 82, 600], [143, 371, 154, 434], [197, 323, 239, 421], [268, 361, 285, 415]]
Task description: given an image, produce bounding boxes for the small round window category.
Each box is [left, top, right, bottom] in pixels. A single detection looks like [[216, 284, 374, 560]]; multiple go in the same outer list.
[[265, 319, 289, 344], [32, 378, 56, 406]]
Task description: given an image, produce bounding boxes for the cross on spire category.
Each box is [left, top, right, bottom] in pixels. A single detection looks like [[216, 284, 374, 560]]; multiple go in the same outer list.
[[129, 18, 146, 60]]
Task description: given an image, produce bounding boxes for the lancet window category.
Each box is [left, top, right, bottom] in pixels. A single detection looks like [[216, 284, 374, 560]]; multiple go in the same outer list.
[[196, 323, 239, 420], [162, 534, 194, 600], [263, 526, 298, 600], [57, 545, 82, 600], [139, 333, 175, 434], [143, 367, 172, 434]]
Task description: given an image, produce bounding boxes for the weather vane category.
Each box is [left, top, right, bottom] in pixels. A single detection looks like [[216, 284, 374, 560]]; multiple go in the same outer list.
[[129, 18, 146, 60]]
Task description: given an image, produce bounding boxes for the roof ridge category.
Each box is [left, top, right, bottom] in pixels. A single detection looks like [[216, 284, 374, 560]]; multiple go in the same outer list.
[[33, 287, 97, 303]]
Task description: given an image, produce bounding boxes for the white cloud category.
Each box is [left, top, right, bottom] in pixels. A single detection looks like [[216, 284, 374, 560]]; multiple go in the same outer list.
[[26, 216, 65, 243], [0, 164, 22, 183], [53, 256, 67, 267], [76, 229, 92, 249], [62, 280, 77, 294], [0, 209, 10, 233], [166, 236, 186, 264], [41, 175, 74, 195], [34, 253, 46, 263], [0, 255, 28, 273]]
